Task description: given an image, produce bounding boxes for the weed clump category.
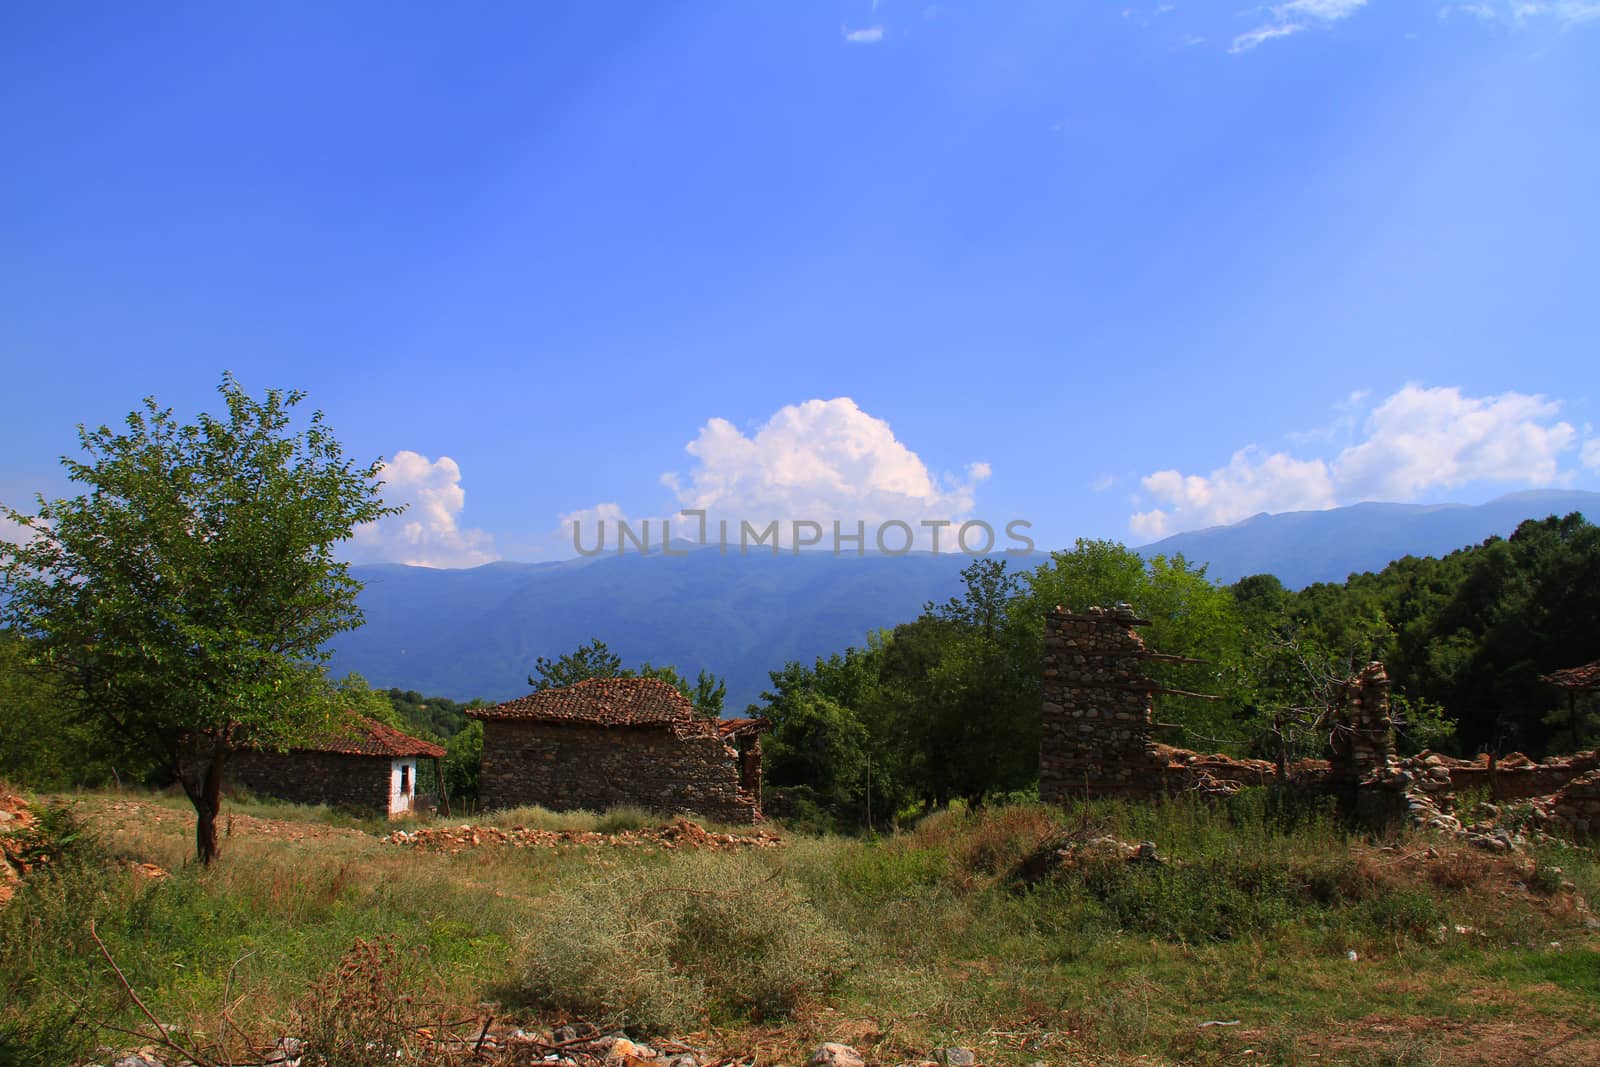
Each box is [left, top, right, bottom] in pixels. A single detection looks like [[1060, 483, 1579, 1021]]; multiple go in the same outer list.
[[518, 851, 850, 1031]]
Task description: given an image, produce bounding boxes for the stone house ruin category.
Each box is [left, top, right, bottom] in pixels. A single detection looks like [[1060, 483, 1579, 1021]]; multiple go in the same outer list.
[[1039, 604, 1600, 840], [468, 677, 768, 823], [227, 717, 448, 818]]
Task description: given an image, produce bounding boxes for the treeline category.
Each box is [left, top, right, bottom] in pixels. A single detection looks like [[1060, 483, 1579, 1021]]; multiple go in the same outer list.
[[757, 514, 1600, 829], [4, 514, 1595, 825]]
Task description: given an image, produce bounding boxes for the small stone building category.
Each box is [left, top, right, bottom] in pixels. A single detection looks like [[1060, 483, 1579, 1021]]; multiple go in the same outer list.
[[468, 677, 767, 823], [227, 717, 447, 818]]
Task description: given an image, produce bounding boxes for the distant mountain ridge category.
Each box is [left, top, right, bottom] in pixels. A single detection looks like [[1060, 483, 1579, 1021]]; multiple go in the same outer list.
[[1138, 490, 1600, 588], [326, 490, 1599, 708]]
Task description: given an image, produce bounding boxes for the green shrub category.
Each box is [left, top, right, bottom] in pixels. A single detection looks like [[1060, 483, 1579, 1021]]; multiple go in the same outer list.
[[1352, 889, 1445, 938], [593, 805, 658, 834], [517, 851, 850, 1031]]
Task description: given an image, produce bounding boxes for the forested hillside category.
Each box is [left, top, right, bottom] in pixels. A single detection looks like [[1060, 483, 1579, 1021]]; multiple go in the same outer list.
[[755, 514, 1600, 829], [6, 515, 1597, 822]]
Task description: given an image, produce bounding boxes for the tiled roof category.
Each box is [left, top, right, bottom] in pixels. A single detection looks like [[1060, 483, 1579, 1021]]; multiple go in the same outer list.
[[468, 678, 771, 740], [1542, 660, 1600, 690], [468, 677, 700, 727], [290, 716, 447, 759]]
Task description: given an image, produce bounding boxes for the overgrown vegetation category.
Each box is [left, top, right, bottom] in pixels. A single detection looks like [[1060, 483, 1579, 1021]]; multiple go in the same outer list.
[[759, 518, 1600, 830], [3, 790, 1597, 1066], [519, 851, 851, 1030]]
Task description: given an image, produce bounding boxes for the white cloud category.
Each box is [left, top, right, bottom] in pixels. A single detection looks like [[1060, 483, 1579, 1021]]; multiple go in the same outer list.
[[1130, 385, 1580, 540], [1333, 385, 1575, 499], [1231, 0, 1367, 52], [1513, 1, 1600, 24], [663, 398, 987, 540], [1582, 436, 1600, 471], [352, 450, 496, 568], [842, 25, 885, 44], [0, 512, 32, 546], [1275, 0, 1368, 17], [1446, 0, 1600, 23], [1230, 22, 1306, 51], [1132, 448, 1337, 540], [565, 398, 990, 552]]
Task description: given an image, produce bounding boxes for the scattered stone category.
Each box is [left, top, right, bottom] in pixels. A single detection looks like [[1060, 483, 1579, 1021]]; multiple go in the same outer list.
[[384, 819, 781, 854], [110, 1054, 166, 1067], [263, 1036, 304, 1064], [809, 1042, 866, 1067], [933, 1047, 978, 1065]]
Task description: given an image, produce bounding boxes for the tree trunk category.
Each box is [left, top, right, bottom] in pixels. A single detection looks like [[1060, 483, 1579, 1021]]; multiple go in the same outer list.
[[181, 742, 230, 866]]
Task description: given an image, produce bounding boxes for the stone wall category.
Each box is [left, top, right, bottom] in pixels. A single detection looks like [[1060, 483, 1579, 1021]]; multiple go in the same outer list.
[[1037, 604, 1600, 837], [479, 721, 761, 824], [1329, 662, 1396, 787], [227, 751, 393, 813], [1551, 770, 1600, 838], [1039, 604, 1165, 803]]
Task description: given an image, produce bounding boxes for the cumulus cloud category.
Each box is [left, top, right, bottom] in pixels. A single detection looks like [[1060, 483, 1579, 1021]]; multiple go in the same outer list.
[[842, 25, 885, 43], [1583, 435, 1600, 471], [1131, 449, 1337, 540], [352, 450, 496, 568], [1232, 0, 1367, 53], [1332, 386, 1576, 499], [1131, 385, 1579, 541], [664, 398, 986, 538], [0, 512, 33, 546], [565, 398, 990, 552]]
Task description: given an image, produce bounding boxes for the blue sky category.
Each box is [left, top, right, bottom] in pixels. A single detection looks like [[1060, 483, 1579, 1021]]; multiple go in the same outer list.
[[3, 1, 1598, 565]]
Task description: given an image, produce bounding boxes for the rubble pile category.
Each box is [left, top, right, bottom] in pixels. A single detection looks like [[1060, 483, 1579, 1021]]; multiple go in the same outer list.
[[1550, 770, 1600, 838], [1009, 829, 1163, 886], [84, 1031, 996, 1067], [384, 817, 782, 854], [0, 789, 36, 907]]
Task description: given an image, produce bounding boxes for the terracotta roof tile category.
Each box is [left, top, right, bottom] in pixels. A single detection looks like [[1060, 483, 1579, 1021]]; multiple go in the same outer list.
[[468, 678, 770, 740], [1543, 660, 1600, 690], [469, 677, 698, 727], [287, 716, 446, 759]]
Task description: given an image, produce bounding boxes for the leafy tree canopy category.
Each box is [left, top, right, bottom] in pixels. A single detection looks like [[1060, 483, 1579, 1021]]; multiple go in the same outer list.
[[0, 374, 398, 862], [529, 637, 727, 719]]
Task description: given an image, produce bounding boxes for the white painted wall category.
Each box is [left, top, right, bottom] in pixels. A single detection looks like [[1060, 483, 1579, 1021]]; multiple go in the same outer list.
[[389, 758, 416, 816]]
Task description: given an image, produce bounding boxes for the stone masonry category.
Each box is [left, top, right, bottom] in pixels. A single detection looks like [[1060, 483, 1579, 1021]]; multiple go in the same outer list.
[[476, 720, 762, 824], [469, 678, 766, 824], [1039, 604, 1165, 803], [227, 750, 394, 812], [1038, 605, 1600, 847]]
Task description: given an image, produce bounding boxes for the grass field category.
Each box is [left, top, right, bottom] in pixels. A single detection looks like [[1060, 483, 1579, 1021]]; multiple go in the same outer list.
[[3, 786, 1599, 1066]]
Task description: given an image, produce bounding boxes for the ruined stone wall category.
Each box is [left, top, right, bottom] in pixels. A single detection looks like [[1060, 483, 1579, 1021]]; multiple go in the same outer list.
[[1039, 605, 1165, 802], [1442, 751, 1600, 800], [227, 751, 392, 813], [1038, 606, 1600, 835], [1329, 663, 1396, 787], [1551, 770, 1600, 838], [479, 721, 761, 824]]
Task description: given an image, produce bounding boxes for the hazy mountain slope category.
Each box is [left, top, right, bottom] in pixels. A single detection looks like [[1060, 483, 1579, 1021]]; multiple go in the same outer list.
[[328, 491, 1599, 706], [1138, 490, 1600, 587], [332, 550, 982, 708]]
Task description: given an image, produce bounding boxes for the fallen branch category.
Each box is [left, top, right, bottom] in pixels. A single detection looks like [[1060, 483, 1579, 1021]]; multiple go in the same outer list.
[[89, 919, 211, 1067]]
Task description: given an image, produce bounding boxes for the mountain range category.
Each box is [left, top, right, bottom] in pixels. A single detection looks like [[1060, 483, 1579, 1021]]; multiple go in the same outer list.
[[328, 489, 1599, 710]]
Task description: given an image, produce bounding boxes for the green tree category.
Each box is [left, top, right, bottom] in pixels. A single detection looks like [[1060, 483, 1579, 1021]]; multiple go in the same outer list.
[[528, 637, 624, 689], [0, 375, 398, 863], [1020, 539, 1250, 747], [529, 638, 727, 718]]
